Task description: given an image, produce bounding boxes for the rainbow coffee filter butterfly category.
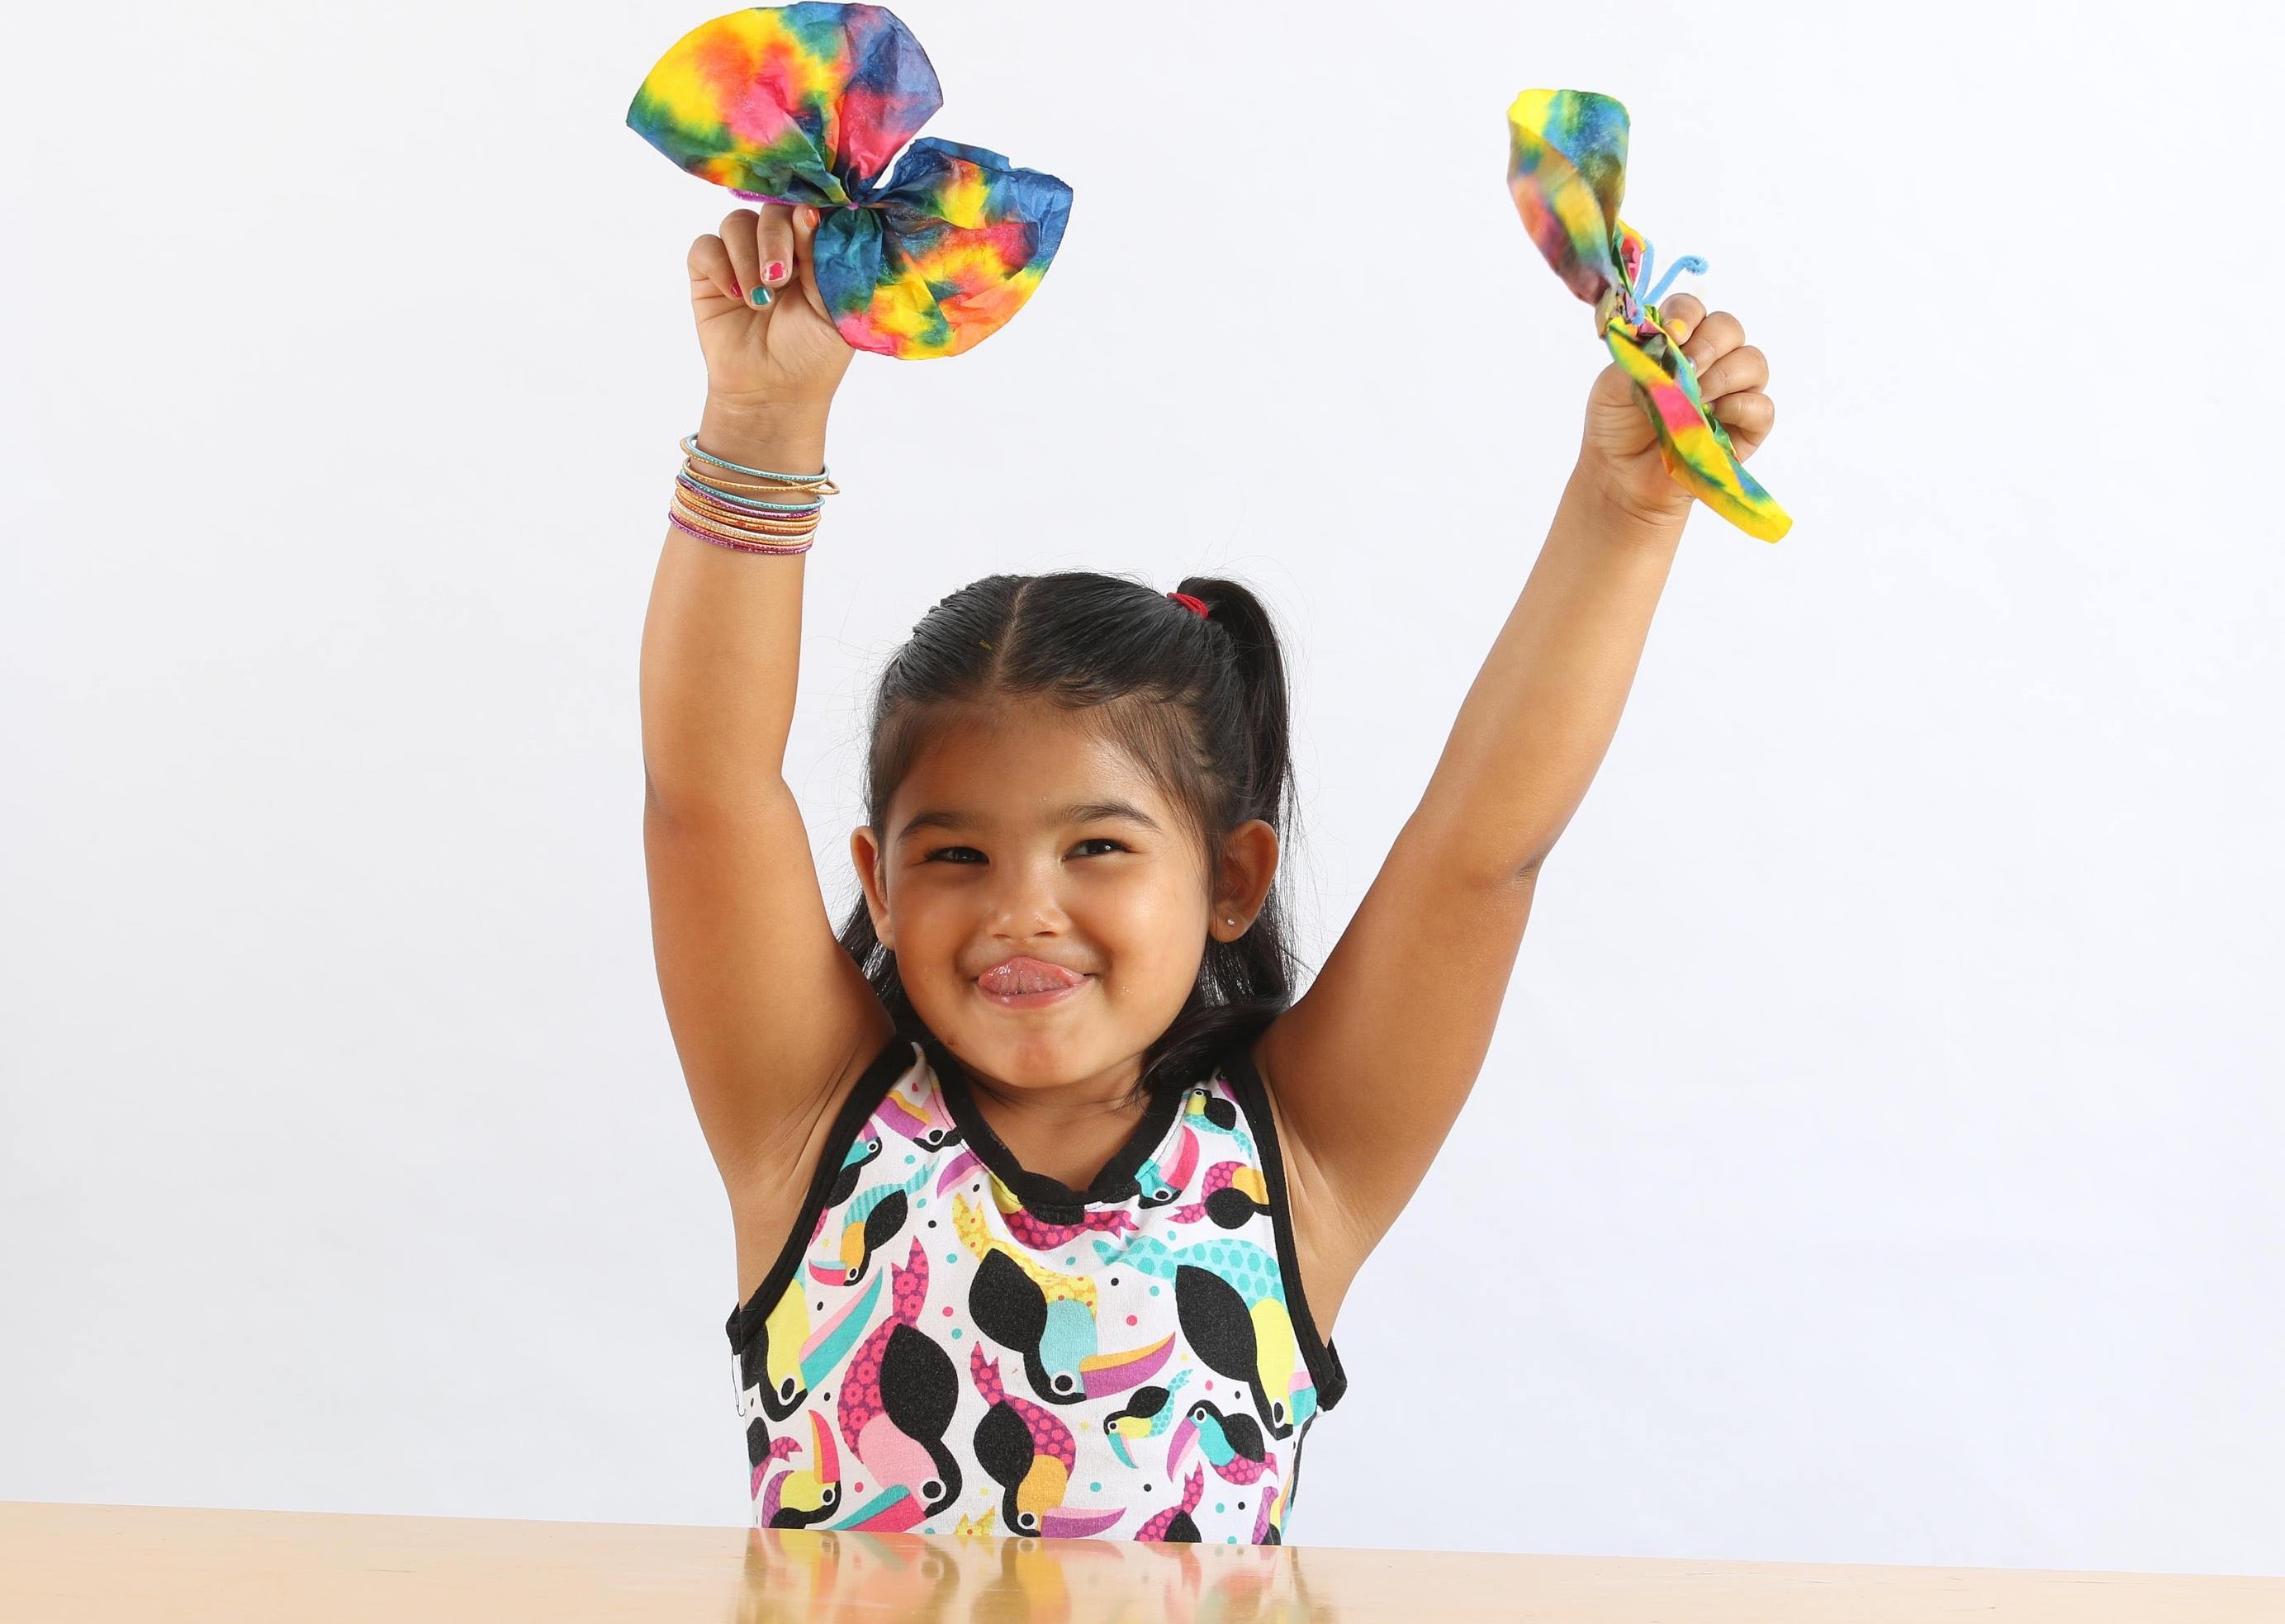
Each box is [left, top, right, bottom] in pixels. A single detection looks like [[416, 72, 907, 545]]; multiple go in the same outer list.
[[628, 2, 1071, 359], [1507, 89, 1790, 542]]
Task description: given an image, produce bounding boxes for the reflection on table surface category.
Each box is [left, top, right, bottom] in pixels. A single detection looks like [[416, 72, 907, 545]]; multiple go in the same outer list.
[[5, 1500, 2283, 1622]]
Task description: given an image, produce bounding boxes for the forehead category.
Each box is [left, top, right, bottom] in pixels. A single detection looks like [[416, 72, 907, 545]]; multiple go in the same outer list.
[[889, 701, 1174, 826]]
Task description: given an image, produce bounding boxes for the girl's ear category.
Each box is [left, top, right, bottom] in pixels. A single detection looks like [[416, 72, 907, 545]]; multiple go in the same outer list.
[[850, 826, 894, 950], [1211, 818, 1280, 938]]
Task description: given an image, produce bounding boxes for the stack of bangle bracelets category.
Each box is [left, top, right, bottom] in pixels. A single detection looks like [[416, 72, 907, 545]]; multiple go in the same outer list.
[[668, 432, 838, 556]]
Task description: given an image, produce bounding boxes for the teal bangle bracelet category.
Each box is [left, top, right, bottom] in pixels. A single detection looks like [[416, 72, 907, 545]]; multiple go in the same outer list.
[[676, 470, 825, 513], [680, 433, 830, 485]]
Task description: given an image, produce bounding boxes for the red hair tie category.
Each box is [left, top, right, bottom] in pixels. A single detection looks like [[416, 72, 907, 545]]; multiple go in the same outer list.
[[1166, 591, 1211, 618]]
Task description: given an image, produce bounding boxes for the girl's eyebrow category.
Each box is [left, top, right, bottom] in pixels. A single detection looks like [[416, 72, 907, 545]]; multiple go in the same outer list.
[[894, 799, 1164, 845]]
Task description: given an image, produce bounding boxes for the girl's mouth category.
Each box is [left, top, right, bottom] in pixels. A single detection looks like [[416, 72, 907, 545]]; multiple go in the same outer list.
[[977, 956, 1090, 1010]]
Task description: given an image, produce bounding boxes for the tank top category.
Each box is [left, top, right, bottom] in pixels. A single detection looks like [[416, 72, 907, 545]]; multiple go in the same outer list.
[[726, 1030, 1349, 1545]]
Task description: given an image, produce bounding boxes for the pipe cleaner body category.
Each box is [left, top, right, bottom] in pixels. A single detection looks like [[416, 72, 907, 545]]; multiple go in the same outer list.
[[1506, 89, 1790, 542], [628, 2, 1071, 359]]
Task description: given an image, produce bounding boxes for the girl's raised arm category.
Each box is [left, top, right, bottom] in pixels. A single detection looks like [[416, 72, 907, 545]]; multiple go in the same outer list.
[[641, 203, 894, 1204], [1257, 294, 1780, 1302]]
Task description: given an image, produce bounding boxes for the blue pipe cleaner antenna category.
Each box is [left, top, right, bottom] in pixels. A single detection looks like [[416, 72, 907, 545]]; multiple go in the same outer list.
[[1626, 235, 1709, 322]]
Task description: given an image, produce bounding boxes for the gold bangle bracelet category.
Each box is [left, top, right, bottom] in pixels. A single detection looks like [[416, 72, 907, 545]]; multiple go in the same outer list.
[[681, 462, 840, 497], [671, 494, 820, 540]]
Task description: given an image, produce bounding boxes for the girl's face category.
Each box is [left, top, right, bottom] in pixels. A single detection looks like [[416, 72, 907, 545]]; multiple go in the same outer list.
[[851, 698, 1276, 1096]]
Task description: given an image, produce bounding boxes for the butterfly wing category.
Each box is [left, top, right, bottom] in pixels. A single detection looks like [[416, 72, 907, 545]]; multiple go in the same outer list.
[[625, 2, 941, 209], [825, 136, 1072, 358], [628, 3, 1067, 359], [1507, 88, 1790, 542], [1505, 88, 1632, 310]]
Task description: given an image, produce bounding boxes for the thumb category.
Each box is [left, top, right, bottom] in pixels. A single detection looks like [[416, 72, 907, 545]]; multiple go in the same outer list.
[[1587, 356, 1641, 415]]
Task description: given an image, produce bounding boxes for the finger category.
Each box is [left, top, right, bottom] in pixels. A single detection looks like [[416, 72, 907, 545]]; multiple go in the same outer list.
[[1657, 291, 1705, 343], [755, 201, 798, 301], [1709, 390, 1775, 457], [688, 232, 742, 307], [716, 208, 768, 308], [1677, 307, 1745, 382], [1697, 343, 1768, 402]]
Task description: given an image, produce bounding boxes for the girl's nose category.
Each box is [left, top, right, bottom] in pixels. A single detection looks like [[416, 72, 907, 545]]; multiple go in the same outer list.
[[983, 859, 1070, 934]]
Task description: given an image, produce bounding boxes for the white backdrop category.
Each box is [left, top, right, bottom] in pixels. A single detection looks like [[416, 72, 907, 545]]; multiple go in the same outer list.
[[4, 0, 2279, 1577]]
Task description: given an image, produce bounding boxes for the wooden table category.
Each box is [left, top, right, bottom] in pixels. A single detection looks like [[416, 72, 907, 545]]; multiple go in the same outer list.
[[4, 1501, 2278, 1622]]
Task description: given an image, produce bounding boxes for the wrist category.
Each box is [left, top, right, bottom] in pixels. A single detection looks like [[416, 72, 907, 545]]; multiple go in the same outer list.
[[695, 395, 832, 474]]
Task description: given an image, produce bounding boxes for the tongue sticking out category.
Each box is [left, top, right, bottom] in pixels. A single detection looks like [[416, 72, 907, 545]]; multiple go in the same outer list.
[[980, 958, 1086, 996]]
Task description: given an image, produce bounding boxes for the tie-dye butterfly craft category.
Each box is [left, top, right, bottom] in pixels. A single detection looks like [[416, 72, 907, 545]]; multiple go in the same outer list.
[[628, 2, 1071, 360], [1506, 89, 1790, 542]]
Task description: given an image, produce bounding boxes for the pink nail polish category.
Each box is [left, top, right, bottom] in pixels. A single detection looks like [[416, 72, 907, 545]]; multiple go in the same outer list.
[[764, 259, 787, 283]]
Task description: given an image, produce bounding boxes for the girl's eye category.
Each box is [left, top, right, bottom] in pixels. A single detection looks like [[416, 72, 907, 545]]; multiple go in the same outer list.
[[922, 840, 1129, 863]]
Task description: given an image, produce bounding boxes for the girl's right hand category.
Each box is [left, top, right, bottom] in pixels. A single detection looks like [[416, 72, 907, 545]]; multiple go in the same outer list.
[[686, 203, 855, 415]]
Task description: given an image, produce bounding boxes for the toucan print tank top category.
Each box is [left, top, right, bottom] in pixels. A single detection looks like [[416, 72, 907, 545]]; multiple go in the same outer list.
[[726, 1031, 1349, 1545]]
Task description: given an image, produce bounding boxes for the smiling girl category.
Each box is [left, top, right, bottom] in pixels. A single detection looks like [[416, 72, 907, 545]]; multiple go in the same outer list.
[[643, 200, 1776, 1542]]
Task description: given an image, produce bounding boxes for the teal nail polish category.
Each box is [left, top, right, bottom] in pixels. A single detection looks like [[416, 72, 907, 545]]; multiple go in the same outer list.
[[748, 284, 772, 307]]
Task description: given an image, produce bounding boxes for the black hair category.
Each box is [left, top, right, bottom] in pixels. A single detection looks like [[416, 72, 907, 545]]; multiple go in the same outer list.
[[836, 571, 1305, 1104]]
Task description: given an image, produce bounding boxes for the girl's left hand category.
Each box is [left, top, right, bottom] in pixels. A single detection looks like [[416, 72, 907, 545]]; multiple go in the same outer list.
[[1577, 291, 1775, 530]]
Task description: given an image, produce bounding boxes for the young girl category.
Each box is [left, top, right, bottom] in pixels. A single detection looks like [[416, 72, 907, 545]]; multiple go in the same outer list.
[[643, 202, 1776, 1544]]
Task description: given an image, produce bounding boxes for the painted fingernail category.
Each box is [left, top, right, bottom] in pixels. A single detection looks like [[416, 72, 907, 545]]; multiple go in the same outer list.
[[763, 258, 787, 283], [748, 284, 772, 307], [800, 206, 819, 230]]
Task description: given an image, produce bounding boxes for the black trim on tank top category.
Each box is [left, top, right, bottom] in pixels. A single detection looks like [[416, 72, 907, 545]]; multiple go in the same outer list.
[[920, 1030, 1187, 1227], [723, 1031, 922, 1355], [1218, 1038, 1350, 1412]]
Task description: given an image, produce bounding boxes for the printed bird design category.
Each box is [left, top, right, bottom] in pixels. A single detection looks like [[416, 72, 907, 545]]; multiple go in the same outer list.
[[953, 1191, 1097, 1309], [959, 1193, 1174, 1404], [875, 1071, 963, 1153], [968, 1344, 1124, 1539], [1175, 1262, 1316, 1443], [1165, 1398, 1272, 1485], [759, 1412, 842, 1528], [1134, 1465, 1206, 1543], [808, 1162, 929, 1287], [824, 1133, 884, 1210], [1254, 1478, 1287, 1545], [935, 1145, 983, 1196], [1089, 1233, 1284, 1307], [830, 1238, 961, 1528], [748, 1422, 794, 1499], [1093, 1234, 1314, 1442], [1101, 1370, 1192, 1470], [1169, 1160, 1269, 1229], [1182, 1087, 1254, 1158], [1131, 1125, 1199, 1209], [985, 1169, 1138, 1250], [802, 1131, 884, 1249], [743, 1268, 884, 1422]]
